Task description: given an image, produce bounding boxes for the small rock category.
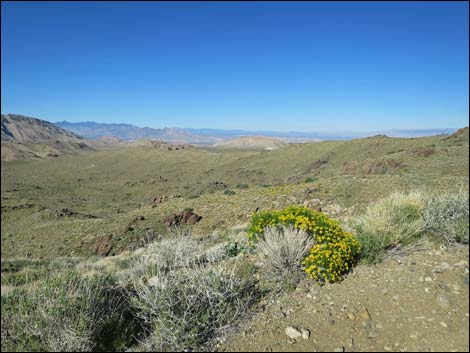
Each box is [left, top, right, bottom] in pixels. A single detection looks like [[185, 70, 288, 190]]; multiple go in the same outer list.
[[440, 322, 448, 328], [357, 308, 371, 321], [433, 262, 451, 273], [333, 348, 345, 352], [424, 276, 433, 282], [347, 312, 356, 320], [384, 345, 393, 351], [285, 326, 302, 340], [453, 260, 468, 268], [436, 293, 450, 308], [301, 328, 310, 340], [367, 330, 379, 338]]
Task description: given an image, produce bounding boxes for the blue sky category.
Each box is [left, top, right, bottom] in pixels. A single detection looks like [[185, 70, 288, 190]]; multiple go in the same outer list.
[[1, 1, 468, 132]]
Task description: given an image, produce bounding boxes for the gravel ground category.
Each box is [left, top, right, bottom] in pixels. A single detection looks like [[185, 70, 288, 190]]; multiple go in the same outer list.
[[220, 244, 469, 352]]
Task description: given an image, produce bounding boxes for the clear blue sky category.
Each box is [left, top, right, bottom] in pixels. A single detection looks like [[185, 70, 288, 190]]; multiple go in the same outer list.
[[1, 1, 468, 132]]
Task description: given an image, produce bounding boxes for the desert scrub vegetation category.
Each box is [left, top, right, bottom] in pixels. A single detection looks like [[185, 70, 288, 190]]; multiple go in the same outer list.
[[248, 206, 361, 283], [355, 191, 425, 264], [1, 270, 136, 352], [130, 262, 259, 352], [355, 190, 470, 264], [1, 229, 258, 352], [423, 190, 469, 244], [256, 226, 314, 281]]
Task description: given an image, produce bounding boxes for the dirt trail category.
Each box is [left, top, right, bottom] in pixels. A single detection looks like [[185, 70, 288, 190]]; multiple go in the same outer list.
[[220, 245, 469, 352]]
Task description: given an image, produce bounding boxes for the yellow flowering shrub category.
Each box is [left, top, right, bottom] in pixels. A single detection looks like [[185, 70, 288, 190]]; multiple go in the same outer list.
[[248, 206, 361, 282], [302, 231, 360, 282]]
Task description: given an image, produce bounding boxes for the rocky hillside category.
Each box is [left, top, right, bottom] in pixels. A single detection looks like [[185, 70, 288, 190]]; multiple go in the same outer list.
[[221, 245, 469, 352], [1, 114, 95, 160]]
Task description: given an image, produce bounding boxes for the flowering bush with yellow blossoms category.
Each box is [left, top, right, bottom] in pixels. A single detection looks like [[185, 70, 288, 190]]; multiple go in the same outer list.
[[248, 206, 361, 282]]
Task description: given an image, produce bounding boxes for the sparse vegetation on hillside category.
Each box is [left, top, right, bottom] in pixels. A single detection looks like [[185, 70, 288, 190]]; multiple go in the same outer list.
[[248, 206, 361, 283], [355, 190, 469, 264], [1, 270, 135, 352], [2, 129, 468, 258], [1, 126, 468, 352]]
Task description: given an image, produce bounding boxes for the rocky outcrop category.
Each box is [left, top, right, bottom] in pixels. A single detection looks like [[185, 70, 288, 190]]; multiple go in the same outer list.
[[163, 209, 203, 228]]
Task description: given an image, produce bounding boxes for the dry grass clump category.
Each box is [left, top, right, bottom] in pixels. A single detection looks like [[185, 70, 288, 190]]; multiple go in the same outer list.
[[355, 190, 469, 263], [256, 226, 314, 280], [355, 191, 426, 263]]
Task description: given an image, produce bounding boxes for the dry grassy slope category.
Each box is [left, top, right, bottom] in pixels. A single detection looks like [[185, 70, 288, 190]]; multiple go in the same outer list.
[[1, 129, 468, 258], [1, 114, 96, 160]]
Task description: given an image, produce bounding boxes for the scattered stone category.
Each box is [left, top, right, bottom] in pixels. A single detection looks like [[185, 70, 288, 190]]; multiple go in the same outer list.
[[440, 322, 448, 328], [433, 262, 451, 273], [435, 293, 450, 309], [424, 276, 433, 282], [347, 312, 356, 320], [301, 328, 310, 340], [333, 347, 345, 352], [384, 345, 393, 351], [285, 326, 302, 341], [357, 308, 372, 322]]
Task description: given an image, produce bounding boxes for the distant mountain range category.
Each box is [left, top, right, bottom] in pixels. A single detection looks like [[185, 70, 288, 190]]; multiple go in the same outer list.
[[1, 114, 464, 160], [56, 121, 459, 142], [55, 121, 216, 144]]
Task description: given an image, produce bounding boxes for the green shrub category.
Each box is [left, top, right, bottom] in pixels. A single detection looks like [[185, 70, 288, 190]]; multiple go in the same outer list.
[[248, 206, 360, 282], [1, 267, 49, 286], [355, 231, 388, 264], [224, 189, 236, 196], [423, 191, 469, 244], [223, 241, 243, 257], [304, 176, 318, 183], [355, 191, 425, 263], [235, 183, 249, 189], [1, 270, 136, 352]]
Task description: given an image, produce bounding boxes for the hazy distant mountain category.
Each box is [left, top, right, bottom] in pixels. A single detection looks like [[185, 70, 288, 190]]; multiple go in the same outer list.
[[56, 121, 214, 144], [1, 114, 94, 160], [212, 136, 288, 150], [184, 127, 460, 140], [55, 120, 459, 144]]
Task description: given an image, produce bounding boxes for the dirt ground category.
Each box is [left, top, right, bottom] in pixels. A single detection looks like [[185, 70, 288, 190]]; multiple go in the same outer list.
[[220, 244, 469, 352]]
